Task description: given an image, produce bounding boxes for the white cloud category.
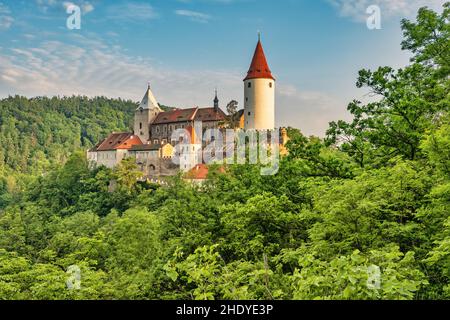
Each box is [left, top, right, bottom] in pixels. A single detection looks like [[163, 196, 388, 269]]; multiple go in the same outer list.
[[82, 2, 94, 13], [107, 2, 158, 21], [328, 0, 447, 22], [36, 0, 94, 14], [0, 3, 13, 30], [0, 35, 345, 136], [175, 9, 212, 23]]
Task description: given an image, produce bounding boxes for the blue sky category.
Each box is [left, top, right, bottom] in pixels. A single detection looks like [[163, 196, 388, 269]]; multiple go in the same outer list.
[[0, 0, 446, 135]]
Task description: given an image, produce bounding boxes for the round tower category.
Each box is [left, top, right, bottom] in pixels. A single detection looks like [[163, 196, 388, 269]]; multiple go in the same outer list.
[[244, 36, 275, 130]]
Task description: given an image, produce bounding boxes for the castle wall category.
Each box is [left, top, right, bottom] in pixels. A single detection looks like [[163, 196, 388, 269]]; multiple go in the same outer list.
[[150, 121, 193, 145], [96, 149, 128, 168]]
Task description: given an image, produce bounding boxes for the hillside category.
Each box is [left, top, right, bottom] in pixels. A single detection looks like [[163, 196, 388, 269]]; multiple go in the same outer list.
[[0, 96, 174, 175]]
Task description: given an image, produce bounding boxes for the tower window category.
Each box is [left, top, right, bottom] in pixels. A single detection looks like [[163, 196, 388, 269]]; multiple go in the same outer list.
[[248, 82, 251, 88], [246, 97, 248, 102], [269, 82, 273, 88], [140, 122, 142, 129]]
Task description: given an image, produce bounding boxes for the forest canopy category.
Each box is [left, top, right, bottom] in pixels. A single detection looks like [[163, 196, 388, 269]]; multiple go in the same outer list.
[[0, 4, 449, 300]]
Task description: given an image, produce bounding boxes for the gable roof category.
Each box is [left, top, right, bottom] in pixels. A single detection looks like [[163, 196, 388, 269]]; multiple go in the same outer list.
[[152, 106, 227, 125], [152, 107, 198, 125], [96, 133, 143, 151], [244, 39, 275, 81], [194, 107, 227, 122], [88, 139, 105, 152]]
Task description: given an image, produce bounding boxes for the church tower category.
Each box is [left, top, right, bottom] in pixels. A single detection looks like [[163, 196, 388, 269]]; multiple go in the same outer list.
[[134, 84, 162, 143], [244, 35, 275, 130]]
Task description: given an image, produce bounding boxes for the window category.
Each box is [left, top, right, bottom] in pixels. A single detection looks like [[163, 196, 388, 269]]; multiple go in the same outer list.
[[162, 139, 167, 144], [248, 112, 251, 116], [248, 82, 251, 88], [246, 97, 248, 102], [139, 122, 142, 129], [154, 139, 159, 144], [156, 126, 160, 133], [269, 82, 273, 88]]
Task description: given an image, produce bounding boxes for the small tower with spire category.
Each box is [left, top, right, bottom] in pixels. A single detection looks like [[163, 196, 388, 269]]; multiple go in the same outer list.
[[213, 89, 219, 112], [134, 83, 163, 143], [243, 33, 275, 130]]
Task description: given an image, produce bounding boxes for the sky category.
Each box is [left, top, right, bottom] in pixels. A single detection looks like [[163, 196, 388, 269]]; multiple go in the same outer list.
[[0, 0, 447, 136]]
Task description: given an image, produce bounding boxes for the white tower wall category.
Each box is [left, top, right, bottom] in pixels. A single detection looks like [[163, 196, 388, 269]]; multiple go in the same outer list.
[[244, 78, 275, 130]]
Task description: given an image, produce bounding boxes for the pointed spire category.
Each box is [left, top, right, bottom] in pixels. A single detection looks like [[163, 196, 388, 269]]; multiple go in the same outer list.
[[137, 84, 162, 111], [244, 35, 275, 81], [214, 88, 219, 110]]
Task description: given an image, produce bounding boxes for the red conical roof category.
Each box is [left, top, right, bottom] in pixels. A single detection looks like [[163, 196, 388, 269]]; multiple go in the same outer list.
[[244, 39, 275, 81]]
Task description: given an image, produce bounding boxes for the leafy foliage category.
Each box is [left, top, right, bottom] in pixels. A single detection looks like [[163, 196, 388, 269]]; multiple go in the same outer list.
[[0, 4, 449, 300]]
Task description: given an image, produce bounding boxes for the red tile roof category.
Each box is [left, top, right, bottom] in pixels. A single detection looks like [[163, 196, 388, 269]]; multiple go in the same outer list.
[[194, 107, 227, 122], [185, 164, 226, 180], [244, 40, 275, 81], [96, 133, 143, 151], [152, 108, 198, 125], [185, 164, 210, 180], [152, 107, 227, 125]]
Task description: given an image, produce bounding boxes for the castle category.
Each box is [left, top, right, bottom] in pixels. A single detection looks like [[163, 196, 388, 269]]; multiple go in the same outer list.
[[88, 37, 286, 180]]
